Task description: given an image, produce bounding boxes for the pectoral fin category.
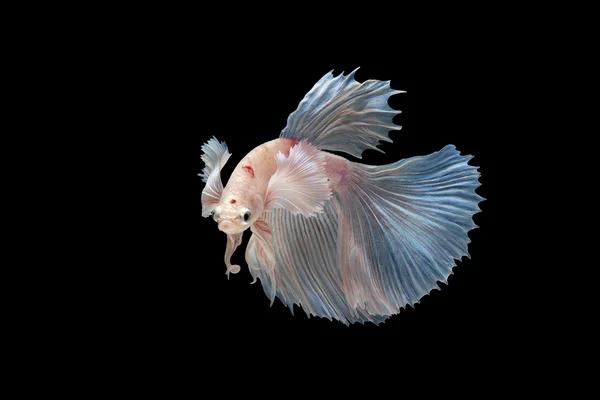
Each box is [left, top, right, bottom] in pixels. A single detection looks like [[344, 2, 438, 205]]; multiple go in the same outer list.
[[265, 141, 332, 217]]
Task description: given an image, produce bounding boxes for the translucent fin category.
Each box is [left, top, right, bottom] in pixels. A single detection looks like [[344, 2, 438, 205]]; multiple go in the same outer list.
[[248, 201, 389, 325], [335, 145, 484, 312], [246, 217, 276, 301], [265, 141, 332, 217], [280, 68, 405, 159], [199, 137, 231, 217], [248, 145, 482, 324]]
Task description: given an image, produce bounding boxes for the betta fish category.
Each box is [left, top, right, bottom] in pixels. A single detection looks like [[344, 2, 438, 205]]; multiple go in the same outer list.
[[200, 68, 483, 324]]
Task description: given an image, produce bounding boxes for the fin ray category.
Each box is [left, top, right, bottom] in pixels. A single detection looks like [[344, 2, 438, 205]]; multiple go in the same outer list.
[[247, 145, 482, 322], [335, 145, 483, 310], [199, 137, 231, 217], [265, 141, 332, 217], [247, 202, 389, 324], [280, 69, 404, 159]]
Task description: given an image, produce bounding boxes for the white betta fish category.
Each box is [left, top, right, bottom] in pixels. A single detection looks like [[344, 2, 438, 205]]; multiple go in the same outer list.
[[200, 69, 483, 324]]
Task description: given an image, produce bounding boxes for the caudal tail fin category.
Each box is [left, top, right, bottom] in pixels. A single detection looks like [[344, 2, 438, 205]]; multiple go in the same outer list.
[[246, 144, 483, 324], [335, 145, 484, 314]]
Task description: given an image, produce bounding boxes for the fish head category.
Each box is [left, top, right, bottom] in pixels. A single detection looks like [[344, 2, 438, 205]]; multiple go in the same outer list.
[[211, 193, 264, 234]]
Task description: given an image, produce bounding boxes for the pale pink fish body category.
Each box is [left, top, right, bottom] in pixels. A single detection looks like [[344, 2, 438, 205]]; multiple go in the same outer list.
[[200, 68, 483, 324], [214, 138, 300, 234]]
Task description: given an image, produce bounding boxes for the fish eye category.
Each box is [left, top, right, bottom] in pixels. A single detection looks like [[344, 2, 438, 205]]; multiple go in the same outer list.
[[242, 210, 251, 223]]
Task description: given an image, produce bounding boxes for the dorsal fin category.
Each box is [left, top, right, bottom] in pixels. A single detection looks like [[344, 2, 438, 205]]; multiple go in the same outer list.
[[280, 68, 405, 159]]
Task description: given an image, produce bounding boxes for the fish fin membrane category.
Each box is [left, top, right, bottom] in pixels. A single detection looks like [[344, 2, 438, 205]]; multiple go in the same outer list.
[[249, 145, 483, 323], [199, 137, 231, 217], [336, 145, 484, 313], [265, 141, 332, 217], [249, 202, 389, 325], [246, 218, 277, 302], [280, 68, 404, 159]]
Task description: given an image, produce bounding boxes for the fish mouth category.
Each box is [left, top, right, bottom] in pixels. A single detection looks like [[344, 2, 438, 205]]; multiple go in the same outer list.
[[218, 218, 242, 234], [218, 220, 234, 232]]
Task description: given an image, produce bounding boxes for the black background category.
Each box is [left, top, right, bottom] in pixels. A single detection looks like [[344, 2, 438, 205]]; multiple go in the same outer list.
[[116, 59, 514, 344], [15, 9, 562, 384]]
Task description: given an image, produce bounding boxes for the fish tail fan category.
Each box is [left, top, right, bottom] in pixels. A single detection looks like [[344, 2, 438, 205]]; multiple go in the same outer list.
[[245, 142, 482, 323], [335, 145, 484, 313]]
